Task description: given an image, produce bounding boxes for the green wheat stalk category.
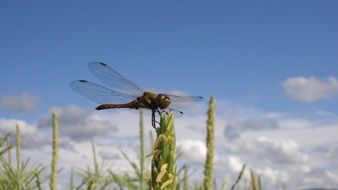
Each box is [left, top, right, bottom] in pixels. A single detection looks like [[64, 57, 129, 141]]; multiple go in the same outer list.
[[0, 133, 12, 161], [16, 124, 21, 172], [70, 167, 74, 190], [183, 165, 189, 190], [15, 124, 23, 190], [139, 110, 145, 190], [250, 168, 262, 190], [75, 140, 109, 190], [231, 164, 246, 190], [257, 175, 262, 190], [0, 127, 45, 190], [91, 139, 99, 176], [150, 113, 177, 190], [7, 137, 12, 166], [50, 113, 58, 190], [35, 172, 42, 190], [203, 96, 215, 190]]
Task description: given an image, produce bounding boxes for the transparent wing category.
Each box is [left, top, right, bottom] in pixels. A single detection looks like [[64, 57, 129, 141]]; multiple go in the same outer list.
[[88, 62, 144, 96], [166, 94, 203, 102], [165, 108, 184, 118], [153, 108, 184, 118], [70, 80, 137, 104]]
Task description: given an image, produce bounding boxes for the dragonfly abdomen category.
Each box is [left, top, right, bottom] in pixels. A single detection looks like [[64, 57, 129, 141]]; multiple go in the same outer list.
[[96, 101, 138, 110]]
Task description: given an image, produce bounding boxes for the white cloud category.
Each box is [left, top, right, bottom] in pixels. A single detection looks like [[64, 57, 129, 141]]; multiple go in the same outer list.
[[240, 136, 309, 164], [0, 93, 39, 113], [256, 166, 290, 187], [300, 168, 338, 188], [283, 76, 338, 102], [0, 118, 37, 136], [224, 118, 279, 140], [0, 118, 49, 149], [242, 121, 338, 147], [1, 99, 338, 189], [227, 156, 244, 173], [278, 118, 313, 129], [315, 143, 338, 165], [177, 140, 207, 164], [38, 105, 118, 142]]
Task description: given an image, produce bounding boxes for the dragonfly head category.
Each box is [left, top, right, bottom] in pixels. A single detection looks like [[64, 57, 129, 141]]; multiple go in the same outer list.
[[156, 94, 171, 109]]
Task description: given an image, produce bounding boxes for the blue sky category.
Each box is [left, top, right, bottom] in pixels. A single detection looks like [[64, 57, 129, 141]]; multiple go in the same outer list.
[[1, 1, 338, 188], [1, 1, 337, 113]]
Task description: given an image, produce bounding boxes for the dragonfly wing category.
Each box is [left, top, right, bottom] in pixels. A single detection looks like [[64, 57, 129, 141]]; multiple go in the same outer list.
[[154, 108, 184, 118], [166, 94, 203, 102], [88, 62, 144, 96], [165, 108, 184, 118], [70, 80, 137, 104]]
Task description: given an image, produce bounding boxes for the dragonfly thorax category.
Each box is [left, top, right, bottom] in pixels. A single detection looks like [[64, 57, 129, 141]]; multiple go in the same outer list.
[[139, 92, 171, 110], [155, 94, 171, 109]]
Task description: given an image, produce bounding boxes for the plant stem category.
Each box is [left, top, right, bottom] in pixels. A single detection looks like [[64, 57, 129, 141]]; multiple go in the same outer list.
[[150, 113, 177, 190], [50, 113, 59, 190], [231, 164, 246, 190], [183, 166, 189, 190], [139, 110, 145, 190], [203, 96, 215, 190], [91, 139, 99, 176], [16, 124, 22, 190], [16, 124, 21, 172], [70, 167, 74, 190], [35, 172, 42, 190], [250, 168, 262, 190], [7, 136, 12, 166]]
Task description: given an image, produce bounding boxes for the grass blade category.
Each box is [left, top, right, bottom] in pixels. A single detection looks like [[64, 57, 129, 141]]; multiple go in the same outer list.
[[16, 124, 21, 172], [139, 110, 145, 190], [50, 113, 59, 190], [230, 164, 246, 190], [203, 96, 215, 190]]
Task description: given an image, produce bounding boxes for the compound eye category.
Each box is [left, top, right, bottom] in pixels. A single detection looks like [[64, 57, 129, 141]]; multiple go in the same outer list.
[[161, 95, 168, 101], [157, 95, 163, 103]]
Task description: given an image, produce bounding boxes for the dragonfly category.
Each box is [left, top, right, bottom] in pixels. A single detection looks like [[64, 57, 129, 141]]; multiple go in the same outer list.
[[70, 62, 203, 128]]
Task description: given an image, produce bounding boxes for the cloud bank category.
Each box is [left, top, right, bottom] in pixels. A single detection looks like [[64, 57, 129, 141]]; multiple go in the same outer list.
[[283, 76, 338, 102], [224, 118, 279, 140], [0, 93, 39, 113], [1, 101, 338, 189], [38, 106, 118, 142]]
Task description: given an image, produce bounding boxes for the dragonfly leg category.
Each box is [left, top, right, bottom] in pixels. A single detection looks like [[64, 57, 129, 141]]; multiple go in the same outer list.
[[151, 110, 160, 129], [151, 110, 155, 128], [150, 109, 165, 129], [158, 108, 172, 116], [162, 109, 169, 115]]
